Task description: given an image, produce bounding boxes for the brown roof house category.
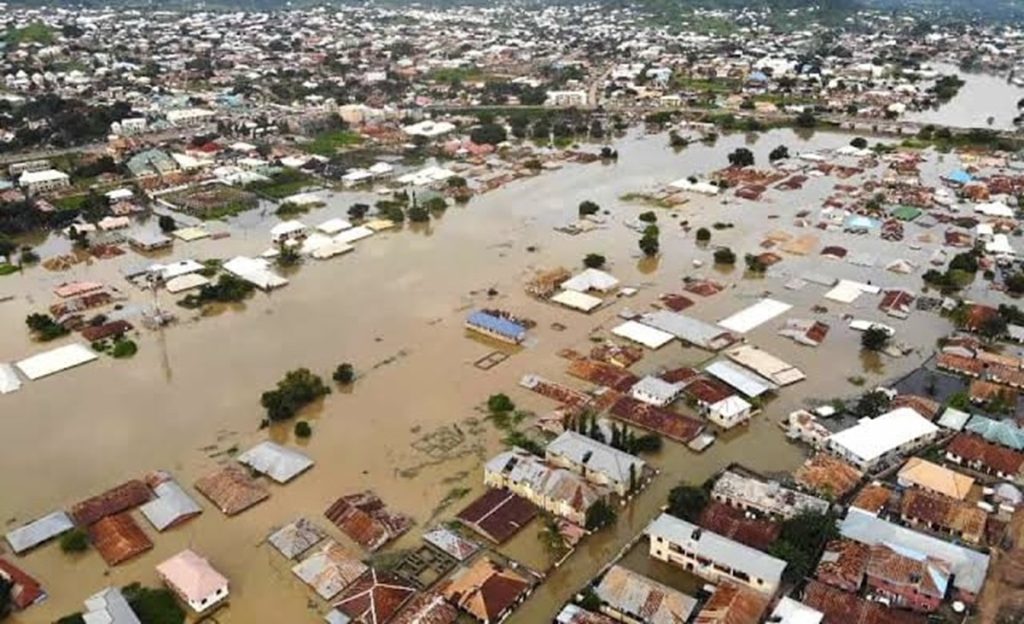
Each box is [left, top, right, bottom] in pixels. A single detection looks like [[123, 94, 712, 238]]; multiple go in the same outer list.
[[330, 569, 416, 624], [455, 489, 538, 544], [324, 491, 414, 552], [194, 466, 269, 516], [441, 556, 534, 624]]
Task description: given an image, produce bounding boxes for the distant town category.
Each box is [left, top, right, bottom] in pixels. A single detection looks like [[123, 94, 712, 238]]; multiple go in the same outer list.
[[4, 2, 1024, 624]]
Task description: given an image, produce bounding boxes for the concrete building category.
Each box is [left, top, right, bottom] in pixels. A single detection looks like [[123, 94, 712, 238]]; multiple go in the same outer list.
[[545, 431, 646, 496], [156, 550, 229, 614], [826, 407, 939, 471], [711, 469, 829, 520], [484, 448, 605, 526], [647, 513, 786, 595], [18, 169, 69, 196]]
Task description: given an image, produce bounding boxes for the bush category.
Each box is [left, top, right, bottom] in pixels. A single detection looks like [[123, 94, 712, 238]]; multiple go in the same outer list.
[[667, 484, 709, 522], [123, 583, 186, 624], [639, 234, 659, 257], [769, 145, 789, 161], [60, 528, 89, 553], [294, 421, 312, 438], [727, 147, 754, 168], [585, 499, 617, 531], [638, 211, 657, 223], [333, 363, 355, 384], [583, 253, 606, 269], [860, 326, 890, 351], [408, 205, 429, 222], [111, 339, 138, 359], [260, 368, 331, 422], [348, 203, 370, 220], [25, 313, 69, 341], [695, 227, 711, 242], [850, 137, 868, 149], [487, 393, 515, 413], [578, 200, 600, 217], [713, 247, 736, 265], [158, 215, 177, 232]]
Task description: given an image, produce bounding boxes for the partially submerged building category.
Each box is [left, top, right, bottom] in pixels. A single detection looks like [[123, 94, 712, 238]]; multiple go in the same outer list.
[[647, 513, 787, 595], [484, 448, 605, 526]]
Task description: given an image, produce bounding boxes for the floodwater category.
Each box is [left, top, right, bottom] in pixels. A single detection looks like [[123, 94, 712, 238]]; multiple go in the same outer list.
[[907, 63, 1024, 130], [0, 127, 978, 622]]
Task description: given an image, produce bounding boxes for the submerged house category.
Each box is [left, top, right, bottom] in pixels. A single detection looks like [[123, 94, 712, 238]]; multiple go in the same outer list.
[[484, 448, 605, 526]]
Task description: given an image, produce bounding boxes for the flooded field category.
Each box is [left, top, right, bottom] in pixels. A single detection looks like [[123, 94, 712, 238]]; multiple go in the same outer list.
[[0, 128, 977, 622], [908, 62, 1024, 130]]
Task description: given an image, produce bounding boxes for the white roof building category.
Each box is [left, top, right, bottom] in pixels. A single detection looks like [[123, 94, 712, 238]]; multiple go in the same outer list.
[[975, 201, 1014, 218], [630, 375, 684, 407], [546, 431, 646, 495], [560, 268, 619, 293], [237, 442, 314, 484], [827, 407, 940, 470], [156, 550, 229, 614], [612, 321, 674, 350]]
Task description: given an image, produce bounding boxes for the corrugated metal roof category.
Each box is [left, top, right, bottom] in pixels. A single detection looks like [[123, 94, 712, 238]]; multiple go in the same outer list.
[[4, 511, 74, 554], [466, 311, 526, 340], [237, 442, 314, 484]]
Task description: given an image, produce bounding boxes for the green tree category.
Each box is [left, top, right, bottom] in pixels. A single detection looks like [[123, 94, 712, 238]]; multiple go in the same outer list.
[[585, 499, 617, 531], [158, 215, 176, 232], [123, 583, 185, 624], [60, 528, 89, 553], [852, 390, 891, 419], [850, 137, 868, 149], [0, 574, 12, 620], [348, 203, 370, 220], [407, 205, 430, 223], [333, 363, 355, 384], [260, 368, 331, 422], [713, 247, 736, 265], [695, 227, 711, 242], [469, 123, 508, 146], [487, 393, 515, 413], [294, 421, 312, 438], [639, 234, 659, 257], [795, 109, 817, 128], [769, 145, 789, 161], [583, 253, 606, 269], [860, 326, 890, 352], [745, 254, 768, 273], [638, 211, 657, 223], [667, 484, 709, 521], [578, 200, 600, 217], [727, 147, 754, 168]]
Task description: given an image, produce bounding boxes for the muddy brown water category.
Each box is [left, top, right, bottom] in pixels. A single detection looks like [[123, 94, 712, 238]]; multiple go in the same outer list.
[[0, 128, 989, 622]]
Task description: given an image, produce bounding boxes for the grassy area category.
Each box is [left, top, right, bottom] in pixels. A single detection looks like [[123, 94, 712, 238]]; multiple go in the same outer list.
[[4, 22, 54, 45], [52, 194, 90, 212], [427, 66, 486, 84], [247, 170, 315, 200], [673, 76, 741, 94], [0, 264, 19, 276], [304, 129, 363, 156]]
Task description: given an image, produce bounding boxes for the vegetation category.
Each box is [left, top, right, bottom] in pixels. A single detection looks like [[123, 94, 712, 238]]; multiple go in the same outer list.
[[407, 205, 430, 223], [469, 123, 507, 145], [294, 420, 312, 438], [260, 368, 331, 422], [503, 430, 544, 456], [860, 326, 890, 352], [666, 483, 709, 522], [583, 253, 606, 269], [348, 203, 370, 221], [850, 137, 868, 149], [25, 313, 69, 341], [122, 583, 186, 624], [584, 499, 617, 531], [768, 145, 790, 161], [578, 200, 600, 217], [111, 338, 139, 359], [713, 247, 736, 265], [639, 231, 659, 256], [638, 211, 657, 223], [158, 215, 177, 232], [60, 528, 89, 553], [179, 274, 255, 308], [487, 393, 516, 414], [744, 253, 768, 273], [538, 515, 570, 559], [247, 169, 313, 200], [695, 227, 711, 242], [768, 512, 838, 582], [852, 390, 891, 419], [727, 147, 754, 168], [333, 363, 355, 384], [305, 129, 363, 156]]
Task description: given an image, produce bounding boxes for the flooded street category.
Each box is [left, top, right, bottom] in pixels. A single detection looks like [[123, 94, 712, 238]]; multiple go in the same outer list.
[[0, 128, 965, 622]]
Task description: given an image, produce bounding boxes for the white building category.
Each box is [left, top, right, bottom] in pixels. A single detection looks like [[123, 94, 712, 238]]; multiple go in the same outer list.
[[545, 90, 588, 107], [630, 376, 683, 407], [708, 395, 753, 429], [18, 169, 69, 196], [166, 108, 215, 126], [112, 117, 148, 136], [826, 407, 940, 471], [156, 550, 229, 614], [484, 448, 605, 526], [545, 431, 646, 496], [647, 513, 786, 595]]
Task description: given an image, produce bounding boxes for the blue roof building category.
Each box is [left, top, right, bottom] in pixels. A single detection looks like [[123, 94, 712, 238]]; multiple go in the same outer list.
[[465, 311, 527, 344]]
